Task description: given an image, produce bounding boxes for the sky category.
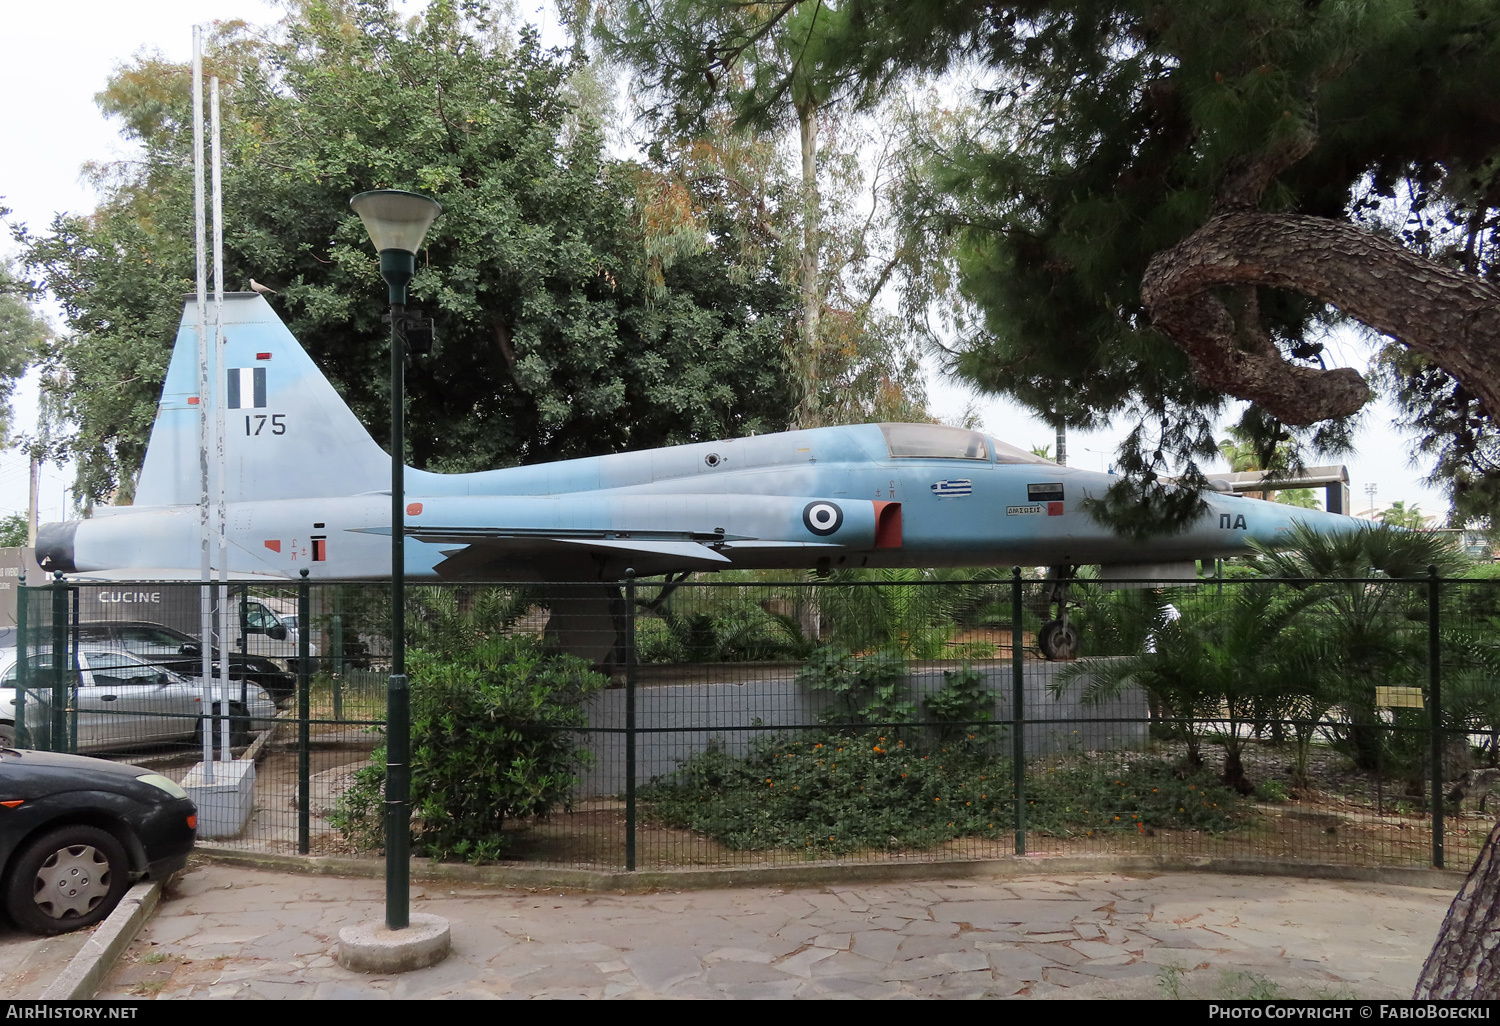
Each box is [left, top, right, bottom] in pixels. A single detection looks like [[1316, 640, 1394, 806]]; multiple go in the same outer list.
[[0, 1, 1450, 527]]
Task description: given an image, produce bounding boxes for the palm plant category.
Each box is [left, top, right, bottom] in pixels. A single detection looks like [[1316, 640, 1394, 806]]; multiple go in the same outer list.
[[1053, 583, 1317, 793], [1251, 523, 1470, 776], [818, 567, 1005, 659]]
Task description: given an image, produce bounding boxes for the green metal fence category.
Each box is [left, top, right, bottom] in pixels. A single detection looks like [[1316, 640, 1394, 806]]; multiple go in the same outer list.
[[7, 569, 1497, 874]]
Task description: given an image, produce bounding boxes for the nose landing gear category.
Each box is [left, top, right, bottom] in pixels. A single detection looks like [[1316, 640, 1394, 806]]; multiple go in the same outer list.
[[1038, 617, 1079, 661], [1036, 565, 1080, 661]]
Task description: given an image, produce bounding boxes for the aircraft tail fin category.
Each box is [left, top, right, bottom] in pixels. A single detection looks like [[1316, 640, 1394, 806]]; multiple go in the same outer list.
[[134, 294, 390, 506]]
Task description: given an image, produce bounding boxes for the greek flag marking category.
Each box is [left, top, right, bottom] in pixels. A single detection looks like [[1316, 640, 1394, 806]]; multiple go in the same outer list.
[[930, 479, 973, 497], [227, 367, 267, 409]]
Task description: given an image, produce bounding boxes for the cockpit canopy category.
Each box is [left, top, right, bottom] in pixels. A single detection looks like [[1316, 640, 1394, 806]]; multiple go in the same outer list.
[[878, 423, 1054, 465]]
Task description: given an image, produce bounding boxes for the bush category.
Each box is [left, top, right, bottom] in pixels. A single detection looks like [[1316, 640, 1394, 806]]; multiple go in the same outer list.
[[642, 731, 1245, 855], [923, 665, 999, 746], [331, 636, 606, 862], [795, 647, 914, 726], [642, 731, 1006, 854]]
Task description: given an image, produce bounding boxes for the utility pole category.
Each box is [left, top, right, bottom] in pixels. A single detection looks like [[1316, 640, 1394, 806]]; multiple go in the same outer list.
[[26, 456, 38, 548]]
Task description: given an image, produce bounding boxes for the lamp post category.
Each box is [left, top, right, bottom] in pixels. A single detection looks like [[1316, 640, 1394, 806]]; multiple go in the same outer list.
[[350, 188, 441, 932]]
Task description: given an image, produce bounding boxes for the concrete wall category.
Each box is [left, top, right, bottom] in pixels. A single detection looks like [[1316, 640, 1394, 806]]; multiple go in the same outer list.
[[575, 660, 1147, 797]]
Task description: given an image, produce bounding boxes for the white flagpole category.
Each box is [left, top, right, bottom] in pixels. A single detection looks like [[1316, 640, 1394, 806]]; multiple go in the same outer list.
[[193, 25, 214, 781], [212, 74, 231, 762]]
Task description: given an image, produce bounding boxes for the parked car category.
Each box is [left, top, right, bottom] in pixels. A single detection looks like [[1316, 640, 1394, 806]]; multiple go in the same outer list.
[[0, 648, 277, 754], [0, 746, 196, 934], [70, 590, 313, 675], [70, 621, 297, 705]]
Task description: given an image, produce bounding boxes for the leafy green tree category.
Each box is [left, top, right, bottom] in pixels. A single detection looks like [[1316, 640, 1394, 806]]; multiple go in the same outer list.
[[600, 1, 929, 429], [634, 0, 1500, 529], [17, 1, 797, 506], [0, 253, 48, 445], [1276, 489, 1320, 511], [1380, 501, 1429, 530], [0, 512, 27, 548]]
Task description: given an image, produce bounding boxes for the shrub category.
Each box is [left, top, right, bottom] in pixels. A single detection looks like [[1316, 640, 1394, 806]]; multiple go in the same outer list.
[[642, 731, 1245, 855], [923, 665, 999, 746], [795, 647, 914, 726], [331, 636, 606, 861]]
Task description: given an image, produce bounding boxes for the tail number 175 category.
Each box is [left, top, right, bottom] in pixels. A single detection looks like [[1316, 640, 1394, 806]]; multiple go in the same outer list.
[[245, 414, 287, 436]]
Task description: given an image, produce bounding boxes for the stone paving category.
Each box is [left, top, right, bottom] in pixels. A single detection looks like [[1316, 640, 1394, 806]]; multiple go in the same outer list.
[[95, 863, 1457, 999], [0, 924, 88, 1000]]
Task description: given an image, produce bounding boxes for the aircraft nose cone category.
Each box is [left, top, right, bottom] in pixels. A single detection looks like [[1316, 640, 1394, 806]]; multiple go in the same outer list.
[[35, 521, 78, 574]]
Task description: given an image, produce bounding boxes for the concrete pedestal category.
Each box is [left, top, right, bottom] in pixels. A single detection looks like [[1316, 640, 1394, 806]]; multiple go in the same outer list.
[[338, 914, 451, 973], [182, 759, 255, 839]]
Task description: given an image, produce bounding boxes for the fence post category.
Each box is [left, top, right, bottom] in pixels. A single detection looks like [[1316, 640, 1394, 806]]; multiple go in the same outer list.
[[69, 585, 79, 753], [1429, 564, 1443, 870], [51, 573, 68, 753], [298, 569, 311, 855], [624, 569, 637, 872], [332, 614, 344, 722], [14, 572, 26, 749], [1012, 566, 1026, 856]]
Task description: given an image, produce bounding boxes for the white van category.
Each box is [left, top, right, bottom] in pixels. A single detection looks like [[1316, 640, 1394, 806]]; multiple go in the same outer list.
[[69, 588, 317, 675]]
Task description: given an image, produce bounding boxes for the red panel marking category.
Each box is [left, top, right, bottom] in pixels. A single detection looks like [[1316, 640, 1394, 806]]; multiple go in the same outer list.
[[187, 397, 199, 405], [0, 800, 23, 809], [407, 502, 423, 516], [873, 501, 903, 549], [312, 538, 326, 562], [1047, 502, 1064, 516], [255, 352, 271, 361], [264, 540, 282, 553]]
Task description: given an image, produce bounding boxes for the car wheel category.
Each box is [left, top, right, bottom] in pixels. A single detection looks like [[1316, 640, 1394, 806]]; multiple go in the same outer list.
[[4, 825, 131, 935]]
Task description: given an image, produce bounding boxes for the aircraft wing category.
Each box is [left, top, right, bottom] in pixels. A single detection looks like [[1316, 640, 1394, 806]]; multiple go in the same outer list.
[[395, 493, 898, 579]]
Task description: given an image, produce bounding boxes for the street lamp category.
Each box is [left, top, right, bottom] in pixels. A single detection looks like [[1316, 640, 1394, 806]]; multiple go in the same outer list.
[[350, 188, 441, 932]]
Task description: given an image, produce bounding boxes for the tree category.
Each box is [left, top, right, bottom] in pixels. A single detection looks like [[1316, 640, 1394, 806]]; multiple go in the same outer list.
[[1275, 488, 1319, 511], [1252, 523, 1469, 776], [1380, 501, 1429, 530], [1415, 827, 1500, 998], [0, 513, 27, 548], [0, 251, 47, 445], [646, 0, 1500, 530], [16, 0, 797, 506], [600, 0, 930, 430]]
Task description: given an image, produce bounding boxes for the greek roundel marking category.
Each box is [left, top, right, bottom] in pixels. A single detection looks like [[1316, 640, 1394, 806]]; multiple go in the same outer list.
[[803, 501, 844, 536]]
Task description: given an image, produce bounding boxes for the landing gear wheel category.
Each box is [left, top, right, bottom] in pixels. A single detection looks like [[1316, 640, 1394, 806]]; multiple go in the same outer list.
[[1038, 619, 1080, 661], [0, 722, 13, 748], [4, 825, 130, 935]]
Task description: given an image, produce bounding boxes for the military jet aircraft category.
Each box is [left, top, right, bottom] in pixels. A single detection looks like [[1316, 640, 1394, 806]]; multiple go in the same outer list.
[[37, 294, 1366, 659]]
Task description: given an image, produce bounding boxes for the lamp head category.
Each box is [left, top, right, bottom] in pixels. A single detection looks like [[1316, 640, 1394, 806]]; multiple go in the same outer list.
[[350, 189, 442, 304]]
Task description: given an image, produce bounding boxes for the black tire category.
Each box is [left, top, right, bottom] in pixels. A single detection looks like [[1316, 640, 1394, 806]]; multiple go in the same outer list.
[[195, 703, 251, 751], [1038, 619, 1080, 661], [4, 825, 131, 935]]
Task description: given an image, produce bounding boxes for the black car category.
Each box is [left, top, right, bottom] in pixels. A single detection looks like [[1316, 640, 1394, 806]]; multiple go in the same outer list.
[[72, 621, 297, 705], [0, 747, 196, 935]]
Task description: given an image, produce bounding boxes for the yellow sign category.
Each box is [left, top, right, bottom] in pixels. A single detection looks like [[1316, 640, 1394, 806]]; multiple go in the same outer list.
[[1376, 686, 1425, 709]]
